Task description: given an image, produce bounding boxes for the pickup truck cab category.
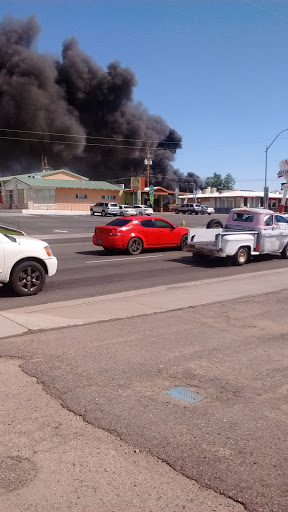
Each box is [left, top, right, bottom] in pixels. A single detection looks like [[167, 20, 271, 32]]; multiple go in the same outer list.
[[0, 231, 57, 295], [185, 208, 288, 265]]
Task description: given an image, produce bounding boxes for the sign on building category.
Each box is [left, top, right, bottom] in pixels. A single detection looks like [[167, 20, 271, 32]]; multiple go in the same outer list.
[[278, 159, 288, 178], [131, 177, 145, 192]]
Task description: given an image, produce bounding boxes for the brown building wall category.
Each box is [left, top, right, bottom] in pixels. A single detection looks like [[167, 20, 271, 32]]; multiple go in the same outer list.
[[56, 188, 121, 211]]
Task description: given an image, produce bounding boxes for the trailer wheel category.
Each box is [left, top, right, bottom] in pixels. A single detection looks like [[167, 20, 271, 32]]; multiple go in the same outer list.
[[206, 219, 223, 229], [233, 246, 249, 266], [281, 244, 288, 259]]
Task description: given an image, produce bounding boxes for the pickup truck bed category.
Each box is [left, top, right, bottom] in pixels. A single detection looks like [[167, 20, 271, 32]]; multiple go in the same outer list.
[[185, 208, 288, 265]]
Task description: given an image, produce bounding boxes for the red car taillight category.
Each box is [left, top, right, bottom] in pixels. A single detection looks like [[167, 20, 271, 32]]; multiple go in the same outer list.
[[109, 230, 122, 236]]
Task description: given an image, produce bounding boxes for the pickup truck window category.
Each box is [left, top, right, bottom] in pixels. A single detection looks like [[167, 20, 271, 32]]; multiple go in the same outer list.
[[275, 215, 288, 224], [264, 215, 273, 226], [232, 213, 254, 222]]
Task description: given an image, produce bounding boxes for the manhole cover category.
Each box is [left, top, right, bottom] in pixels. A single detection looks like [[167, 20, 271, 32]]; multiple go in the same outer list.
[[0, 456, 37, 491], [167, 386, 203, 403]]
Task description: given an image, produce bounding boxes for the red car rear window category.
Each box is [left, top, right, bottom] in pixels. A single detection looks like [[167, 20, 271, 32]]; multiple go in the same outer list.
[[107, 219, 132, 227]]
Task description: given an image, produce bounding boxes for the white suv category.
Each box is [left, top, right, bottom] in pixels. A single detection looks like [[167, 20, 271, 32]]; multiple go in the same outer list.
[[90, 202, 120, 216], [0, 230, 57, 296]]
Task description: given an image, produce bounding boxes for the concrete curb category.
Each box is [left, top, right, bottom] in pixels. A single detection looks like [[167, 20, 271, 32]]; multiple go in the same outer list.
[[1, 267, 288, 338]]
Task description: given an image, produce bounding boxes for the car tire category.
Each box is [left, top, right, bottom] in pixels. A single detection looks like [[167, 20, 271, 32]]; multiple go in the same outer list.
[[127, 237, 143, 255], [195, 212, 199, 215], [200, 210, 204, 215], [175, 209, 179, 214], [281, 244, 288, 259], [187, 210, 192, 215], [233, 247, 249, 266], [10, 260, 46, 296], [206, 219, 223, 229], [179, 234, 188, 250], [137, 211, 142, 216], [90, 210, 95, 216], [120, 211, 124, 216], [101, 210, 106, 217]]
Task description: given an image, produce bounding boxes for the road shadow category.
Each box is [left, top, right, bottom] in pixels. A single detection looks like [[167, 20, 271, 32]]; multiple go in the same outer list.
[[0, 284, 17, 298], [171, 253, 277, 268]]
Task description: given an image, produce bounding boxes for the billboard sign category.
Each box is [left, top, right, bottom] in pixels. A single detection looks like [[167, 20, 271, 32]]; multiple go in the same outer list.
[[131, 177, 144, 192]]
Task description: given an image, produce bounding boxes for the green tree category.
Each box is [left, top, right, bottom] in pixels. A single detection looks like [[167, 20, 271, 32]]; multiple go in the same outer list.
[[205, 173, 223, 190], [205, 172, 235, 191], [222, 173, 235, 190]]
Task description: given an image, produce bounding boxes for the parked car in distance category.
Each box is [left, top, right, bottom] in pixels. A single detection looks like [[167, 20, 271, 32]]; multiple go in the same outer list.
[[200, 205, 215, 215], [175, 203, 202, 215], [90, 202, 120, 216], [93, 217, 189, 255], [0, 232, 57, 296], [118, 205, 137, 216], [132, 204, 154, 215]]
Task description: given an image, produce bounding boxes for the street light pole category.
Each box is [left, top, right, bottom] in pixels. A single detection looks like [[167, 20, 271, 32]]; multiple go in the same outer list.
[[264, 129, 288, 209]]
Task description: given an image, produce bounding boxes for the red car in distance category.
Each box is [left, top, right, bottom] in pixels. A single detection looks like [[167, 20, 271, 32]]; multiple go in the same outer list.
[[93, 216, 189, 255]]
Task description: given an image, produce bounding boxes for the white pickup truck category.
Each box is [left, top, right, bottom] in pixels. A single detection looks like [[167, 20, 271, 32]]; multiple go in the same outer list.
[[185, 208, 288, 265], [0, 227, 57, 296]]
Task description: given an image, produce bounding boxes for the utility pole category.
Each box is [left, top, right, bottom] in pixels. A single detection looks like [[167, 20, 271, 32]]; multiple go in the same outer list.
[[264, 128, 288, 209], [144, 150, 152, 188]]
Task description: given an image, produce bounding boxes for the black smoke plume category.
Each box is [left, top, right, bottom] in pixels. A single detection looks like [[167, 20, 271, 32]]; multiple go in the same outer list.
[[0, 14, 203, 190]]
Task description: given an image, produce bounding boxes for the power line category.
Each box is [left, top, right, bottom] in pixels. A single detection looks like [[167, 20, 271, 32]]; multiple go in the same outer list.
[[0, 135, 148, 149], [2, 127, 288, 150], [0, 128, 179, 145]]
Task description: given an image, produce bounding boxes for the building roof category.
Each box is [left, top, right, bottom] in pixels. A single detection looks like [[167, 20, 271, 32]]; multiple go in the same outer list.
[[180, 190, 282, 199], [40, 169, 89, 180], [6, 176, 122, 191], [0, 169, 89, 182]]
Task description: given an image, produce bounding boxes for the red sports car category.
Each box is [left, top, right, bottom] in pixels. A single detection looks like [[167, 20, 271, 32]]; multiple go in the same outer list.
[[93, 216, 189, 255]]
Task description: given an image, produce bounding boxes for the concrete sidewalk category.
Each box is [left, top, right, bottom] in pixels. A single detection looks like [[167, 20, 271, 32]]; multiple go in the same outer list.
[[1, 267, 288, 338], [0, 357, 243, 512]]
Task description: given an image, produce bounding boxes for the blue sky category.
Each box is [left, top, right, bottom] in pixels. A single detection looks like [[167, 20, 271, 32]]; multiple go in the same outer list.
[[1, 0, 288, 191]]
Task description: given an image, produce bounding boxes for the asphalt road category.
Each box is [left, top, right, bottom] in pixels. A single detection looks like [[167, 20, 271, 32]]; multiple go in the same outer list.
[[0, 211, 226, 235], [1, 212, 288, 310], [1, 236, 288, 310]]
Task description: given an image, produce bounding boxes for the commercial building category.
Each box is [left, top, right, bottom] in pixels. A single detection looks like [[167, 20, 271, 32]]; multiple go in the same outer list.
[[179, 188, 283, 213], [0, 170, 122, 212]]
